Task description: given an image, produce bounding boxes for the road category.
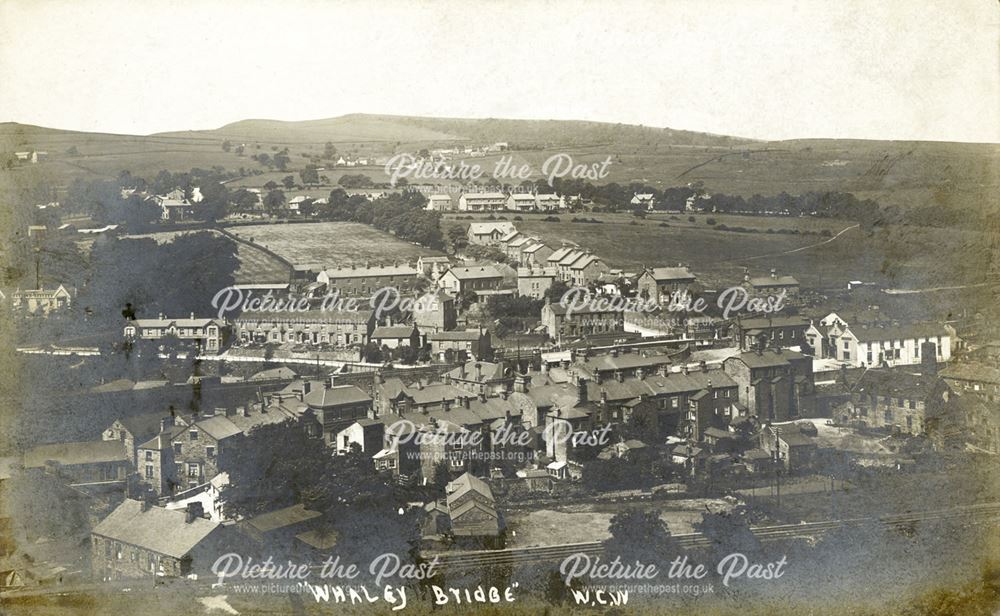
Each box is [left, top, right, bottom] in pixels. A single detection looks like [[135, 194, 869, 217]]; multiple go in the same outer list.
[[719, 223, 860, 263]]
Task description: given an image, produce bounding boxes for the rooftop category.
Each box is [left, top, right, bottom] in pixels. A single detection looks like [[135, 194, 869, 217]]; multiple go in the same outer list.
[[92, 500, 220, 559]]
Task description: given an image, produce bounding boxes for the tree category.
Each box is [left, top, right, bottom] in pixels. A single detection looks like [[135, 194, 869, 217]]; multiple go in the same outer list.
[[235, 143, 245, 156], [323, 142, 337, 159], [273, 150, 291, 171], [604, 508, 680, 568], [431, 460, 451, 492], [300, 165, 320, 185], [263, 190, 285, 215], [447, 226, 468, 252], [222, 140, 232, 152], [545, 279, 570, 304], [282, 175, 295, 189]]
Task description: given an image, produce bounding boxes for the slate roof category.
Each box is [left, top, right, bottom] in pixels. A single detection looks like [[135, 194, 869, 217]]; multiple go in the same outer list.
[[644, 267, 696, 282], [23, 441, 127, 468], [846, 322, 950, 343], [748, 275, 799, 287], [92, 500, 220, 559], [446, 472, 494, 506], [244, 503, 321, 533], [940, 362, 1000, 384], [115, 411, 174, 441], [196, 416, 243, 441], [728, 349, 807, 369], [304, 384, 372, 409], [852, 369, 944, 401], [445, 265, 504, 280]]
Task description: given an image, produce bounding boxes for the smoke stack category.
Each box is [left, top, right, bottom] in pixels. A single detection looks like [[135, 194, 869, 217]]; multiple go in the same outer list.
[[577, 377, 589, 403]]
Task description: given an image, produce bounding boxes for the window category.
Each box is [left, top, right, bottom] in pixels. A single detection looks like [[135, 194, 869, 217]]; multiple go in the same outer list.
[[173, 443, 182, 454], [189, 430, 198, 441], [145, 464, 154, 479], [671, 397, 679, 409], [187, 463, 199, 477], [907, 399, 915, 409], [884, 409, 892, 422], [206, 446, 215, 458], [145, 451, 153, 461]]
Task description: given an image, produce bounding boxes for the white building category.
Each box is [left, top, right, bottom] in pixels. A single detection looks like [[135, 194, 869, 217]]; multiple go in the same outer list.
[[805, 313, 954, 368]]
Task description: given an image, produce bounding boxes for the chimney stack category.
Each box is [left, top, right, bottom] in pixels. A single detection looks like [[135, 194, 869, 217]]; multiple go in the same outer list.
[[699, 360, 707, 373], [577, 377, 589, 403], [921, 341, 939, 376], [770, 269, 777, 279]]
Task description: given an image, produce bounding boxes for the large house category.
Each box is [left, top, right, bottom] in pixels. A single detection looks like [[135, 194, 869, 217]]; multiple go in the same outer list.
[[124, 314, 224, 353], [742, 269, 800, 301], [541, 301, 624, 343], [316, 263, 420, 296], [842, 369, 951, 435], [723, 349, 815, 421], [425, 194, 453, 211], [91, 500, 229, 580], [413, 289, 457, 333], [517, 266, 558, 300], [426, 329, 493, 360], [438, 265, 506, 299], [805, 312, 953, 368], [11, 284, 74, 314], [636, 266, 697, 304], [467, 222, 516, 246], [736, 315, 811, 352], [459, 192, 507, 212], [233, 309, 374, 347]]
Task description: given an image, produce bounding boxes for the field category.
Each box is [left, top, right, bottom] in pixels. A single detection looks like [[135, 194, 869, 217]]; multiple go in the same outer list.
[[228, 221, 443, 270], [444, 212, 992, 293], [124, 229, 290, 283]]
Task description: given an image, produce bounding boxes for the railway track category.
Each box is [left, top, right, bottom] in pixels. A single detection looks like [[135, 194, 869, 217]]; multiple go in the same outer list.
[[429, 502, 1000, 572]]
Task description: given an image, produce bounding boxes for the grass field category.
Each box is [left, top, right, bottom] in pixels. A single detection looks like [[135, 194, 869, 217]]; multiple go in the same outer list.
[[444, 212, 991, 291], [228, 221, 442, 270]]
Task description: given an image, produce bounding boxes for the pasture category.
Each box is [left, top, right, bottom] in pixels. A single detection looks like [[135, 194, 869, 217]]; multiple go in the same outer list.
[[228, 221, 442, 270]]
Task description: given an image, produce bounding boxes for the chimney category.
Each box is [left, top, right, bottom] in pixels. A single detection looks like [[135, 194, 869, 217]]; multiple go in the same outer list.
[[616, 370, 624, 383], [303, 381, 312, 395], [770, 269, 777, 279], [636, 368, 645, 380], [185, 502, 204, 523], [478, 392, 487, 403], [659, 365, 670, 377], [500, 390, 509, 400], [442, 399, 451, 412], [160, 416, 174, 432], [241, 406, 250, 417], [577, 377, 589, 403], [600, 390, 608, 405], [921, 341, 938, 376], [325, 375, 334, 389], [462, 396, 471, 409], [140, 497, 153, 512], [683, 365, 690, 375], [475, 363, 482, 381], [158, 312, 165, 320], [699, 360, 707, 373], [190, 312, 195, 320]]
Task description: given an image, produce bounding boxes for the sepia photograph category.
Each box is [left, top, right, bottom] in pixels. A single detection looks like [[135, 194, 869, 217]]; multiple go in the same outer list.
[[0, 1, 998, 614]]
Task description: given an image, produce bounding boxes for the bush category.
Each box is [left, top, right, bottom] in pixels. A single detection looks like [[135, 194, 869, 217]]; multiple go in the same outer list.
[[513, 216, 523, 221], [706, 218, 717, 225], [542, 216, 561, 223], [688, 216, 696, 222], [820, 229, 833, 237], [670, 215, 679, 220], [659, 222, 670, 227]]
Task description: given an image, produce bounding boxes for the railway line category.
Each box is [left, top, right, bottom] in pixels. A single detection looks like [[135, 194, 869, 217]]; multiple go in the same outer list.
[[429, 502, 1000, 572]]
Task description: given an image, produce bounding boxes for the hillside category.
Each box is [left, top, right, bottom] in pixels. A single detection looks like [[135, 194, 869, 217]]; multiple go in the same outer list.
[[1, 115, 998, 216]]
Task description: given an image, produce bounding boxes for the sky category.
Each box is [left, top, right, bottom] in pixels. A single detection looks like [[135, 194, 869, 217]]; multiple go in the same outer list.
[[1, 0, 998, 142]]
